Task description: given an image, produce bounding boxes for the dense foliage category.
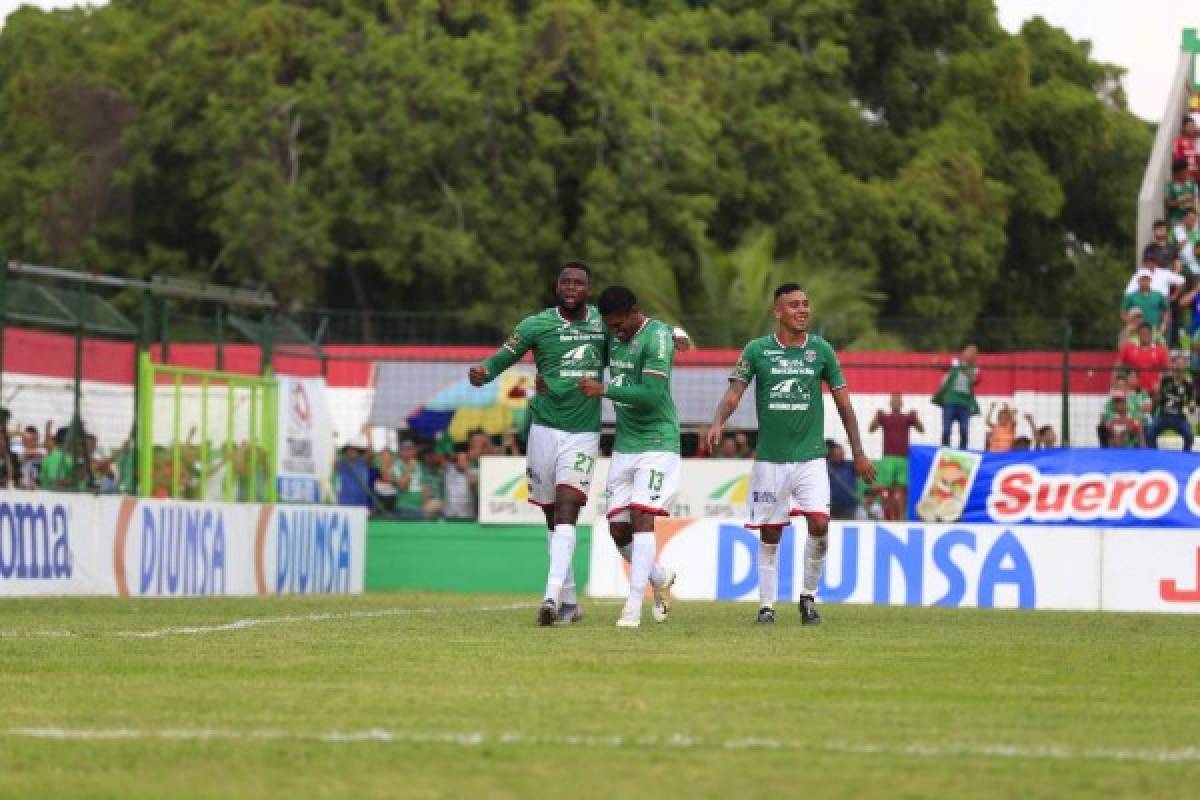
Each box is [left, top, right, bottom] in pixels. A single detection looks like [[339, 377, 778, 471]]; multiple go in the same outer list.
[[0, 0, 1151, 348]]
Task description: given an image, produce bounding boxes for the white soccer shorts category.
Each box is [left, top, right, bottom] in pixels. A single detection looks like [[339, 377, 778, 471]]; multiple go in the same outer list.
[[746, 458, 831, 528], [524, 422, 600, 508], [604, 450, 681, 522]]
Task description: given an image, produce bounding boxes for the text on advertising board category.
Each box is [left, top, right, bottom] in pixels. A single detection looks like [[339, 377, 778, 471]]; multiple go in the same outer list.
[[0, 500, 72, 581], [256, 507, 354, 595], [717, 523, 1034, 607]]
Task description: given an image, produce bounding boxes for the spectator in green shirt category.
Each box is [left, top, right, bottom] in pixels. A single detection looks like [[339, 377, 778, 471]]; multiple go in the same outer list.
[[932, 344, 980, 449], [1166, 158, 1198, 223], [391, 441, 427, 519], [1121, 270, 1170, 338], [1100, 393, 1145, 448]]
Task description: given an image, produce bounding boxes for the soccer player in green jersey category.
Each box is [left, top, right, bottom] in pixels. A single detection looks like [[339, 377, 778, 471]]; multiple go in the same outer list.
[[706, 283, 876, 626], [578, 286, 678, 628], [470, 262, 607, 626]]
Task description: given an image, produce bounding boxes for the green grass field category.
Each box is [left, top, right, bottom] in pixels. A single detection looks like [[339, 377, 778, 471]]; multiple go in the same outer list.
[[2, 593, 1198, 799]]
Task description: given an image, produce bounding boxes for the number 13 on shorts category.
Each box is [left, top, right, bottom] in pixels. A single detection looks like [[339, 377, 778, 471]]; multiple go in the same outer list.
[[605, 451, 681, 517]]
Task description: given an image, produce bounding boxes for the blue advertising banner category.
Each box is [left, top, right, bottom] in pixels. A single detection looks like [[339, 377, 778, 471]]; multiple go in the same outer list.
[[908, 445, 1200, 528]]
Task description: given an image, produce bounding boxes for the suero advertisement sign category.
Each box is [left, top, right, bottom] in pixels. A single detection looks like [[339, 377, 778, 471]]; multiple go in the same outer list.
[[908, 446, 1200, 527]]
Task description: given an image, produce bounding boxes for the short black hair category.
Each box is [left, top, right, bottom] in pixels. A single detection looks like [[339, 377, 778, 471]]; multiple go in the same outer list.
[[773, 282, 803, 300], [597, 285, 637, 315], [1173, 157, 1190, 173], [1153, 218, 1167, 228], [559, 261, 592, 280], [1138, 321, 1153, 331]]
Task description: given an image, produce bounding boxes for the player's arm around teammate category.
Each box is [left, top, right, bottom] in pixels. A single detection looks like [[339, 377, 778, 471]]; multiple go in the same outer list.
[[579, 286, 678, 628]]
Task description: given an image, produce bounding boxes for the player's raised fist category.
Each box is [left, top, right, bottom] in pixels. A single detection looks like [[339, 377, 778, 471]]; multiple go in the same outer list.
[[577, 378, 605, 397], [468, 365, 489, 387]]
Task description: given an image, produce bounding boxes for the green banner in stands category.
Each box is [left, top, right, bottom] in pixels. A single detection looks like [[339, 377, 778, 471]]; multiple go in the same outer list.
[[366, 520, 592, 594]]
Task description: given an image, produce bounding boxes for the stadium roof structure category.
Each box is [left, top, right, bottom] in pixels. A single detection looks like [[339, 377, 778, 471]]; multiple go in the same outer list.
[[3, 276, 137, 337], [226, 312, 326, 361]]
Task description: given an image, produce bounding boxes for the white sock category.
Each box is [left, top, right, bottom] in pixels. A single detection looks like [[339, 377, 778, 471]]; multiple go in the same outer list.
[[544, 524, 576, 603], [803, 534, 828, 596], [759, 542, 779, 607], [548, 530, 577, 606], [626, 532, 655, 612], [618, 542, 664, 585]]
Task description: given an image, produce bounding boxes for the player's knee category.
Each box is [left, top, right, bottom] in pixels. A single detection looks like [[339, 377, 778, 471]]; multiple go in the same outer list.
[[552, 493, 583, 526], [630, 509, 658, 533], [808, 516, 830, 536], [609, 523, 633, 548], [759, 525, 784, 545]]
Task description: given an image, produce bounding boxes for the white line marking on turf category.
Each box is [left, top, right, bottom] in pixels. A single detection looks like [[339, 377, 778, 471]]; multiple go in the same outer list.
[[0, 603, 532, 640], [8, 727, 1200, 764]]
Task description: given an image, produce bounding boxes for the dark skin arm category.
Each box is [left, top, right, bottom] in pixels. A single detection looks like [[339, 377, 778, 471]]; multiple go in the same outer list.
[[832, 387, 876, 484]]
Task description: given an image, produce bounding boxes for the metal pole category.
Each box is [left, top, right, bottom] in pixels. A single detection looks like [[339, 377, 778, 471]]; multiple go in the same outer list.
[[159, 297, 170, 363], [171, 372, 182, 498], [137, 353, 154, 497], [215, 305, 225, 371], [73, 281, 86, 488], [224, 383, 235, 502], [200, 377, 209, 503], [134, 290, 153, 495], [248, 384, 259, 500], [1061, 321, 1072, 447], [261, 309, 274, 376]]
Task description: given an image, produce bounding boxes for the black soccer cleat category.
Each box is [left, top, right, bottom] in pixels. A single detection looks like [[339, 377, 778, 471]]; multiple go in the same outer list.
[[798, 594, 822, 626], [537, 599, 558, 627], [755, 606, 776, 625]]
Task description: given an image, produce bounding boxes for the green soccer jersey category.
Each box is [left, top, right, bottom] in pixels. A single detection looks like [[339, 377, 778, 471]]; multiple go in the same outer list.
[[482, 305, 607, 434], [1166, 179, 1197, 221], [731, 333, 846, 464], [605, 318, 680, 454]]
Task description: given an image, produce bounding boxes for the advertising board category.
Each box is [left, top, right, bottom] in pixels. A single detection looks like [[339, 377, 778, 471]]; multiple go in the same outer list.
[[588, 519, 1101, 611], [909, 446, 1200, 528], [0, 491, 366, 597], [479, 456, 754, 525]]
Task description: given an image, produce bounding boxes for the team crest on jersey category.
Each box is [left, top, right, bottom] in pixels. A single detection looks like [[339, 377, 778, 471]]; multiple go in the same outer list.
[[804, 350, 816, 362], [769, 379, 811, 401], [562, 344, 598, 362]]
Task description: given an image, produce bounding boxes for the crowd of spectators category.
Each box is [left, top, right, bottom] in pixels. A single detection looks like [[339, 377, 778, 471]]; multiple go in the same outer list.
[[336, 427, 521, 519], [1102, 110, 1200, 451], [0, 410, 125, 492]]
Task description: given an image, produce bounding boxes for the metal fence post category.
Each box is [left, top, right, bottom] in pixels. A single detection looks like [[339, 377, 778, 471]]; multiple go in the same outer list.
[[1061, 321, 1072, 446]]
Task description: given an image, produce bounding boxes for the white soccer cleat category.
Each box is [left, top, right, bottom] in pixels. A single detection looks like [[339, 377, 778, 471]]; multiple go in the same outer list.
[[616, 602, 641, 628], [650, 568, 676, 624]]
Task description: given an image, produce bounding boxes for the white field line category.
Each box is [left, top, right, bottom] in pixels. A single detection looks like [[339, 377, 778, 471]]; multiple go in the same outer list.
[[6, 726, 1200, 764], [0, 603, 532, 640]]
